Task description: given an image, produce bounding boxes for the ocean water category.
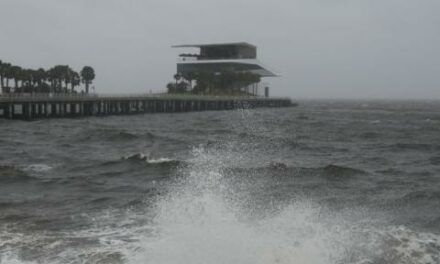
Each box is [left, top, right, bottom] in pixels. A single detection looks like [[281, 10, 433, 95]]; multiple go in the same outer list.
[[0, 100, 439, 264]]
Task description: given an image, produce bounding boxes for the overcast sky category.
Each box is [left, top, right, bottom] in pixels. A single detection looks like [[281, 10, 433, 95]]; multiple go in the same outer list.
[[1, 0, 439, 99]]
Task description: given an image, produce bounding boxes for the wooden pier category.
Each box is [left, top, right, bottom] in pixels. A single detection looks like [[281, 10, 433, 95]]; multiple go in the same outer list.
[[0, 94, 293, 121]]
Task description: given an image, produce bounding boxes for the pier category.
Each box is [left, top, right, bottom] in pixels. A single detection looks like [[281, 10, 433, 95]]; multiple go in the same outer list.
[[0, 94, 293, 121]]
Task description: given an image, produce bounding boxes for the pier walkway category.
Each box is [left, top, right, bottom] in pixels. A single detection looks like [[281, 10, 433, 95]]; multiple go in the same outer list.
[[0, 93, 293, 120]]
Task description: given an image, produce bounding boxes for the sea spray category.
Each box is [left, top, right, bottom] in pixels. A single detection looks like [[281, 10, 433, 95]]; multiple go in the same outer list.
[[127, 141, 440, 264], [128, 145, 354, 264]]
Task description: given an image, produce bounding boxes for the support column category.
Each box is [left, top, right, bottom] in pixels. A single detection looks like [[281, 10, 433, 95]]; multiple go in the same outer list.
[[4, 103, 13, 119], [143, 101, 148, 113], [94, 102, 98, 115], [2, 104, 7, 119], [37, 103, 42, 118], [24, 102, 33, 120], [45, 103, 49, 117], [80, 103, 84, 116], [106, 101, 110, 115], [59, 103, 64, 117], [50, 103, 55, 117]]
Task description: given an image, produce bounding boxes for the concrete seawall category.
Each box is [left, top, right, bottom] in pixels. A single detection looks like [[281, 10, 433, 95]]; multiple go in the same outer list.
[[0, 94, 294, 121]]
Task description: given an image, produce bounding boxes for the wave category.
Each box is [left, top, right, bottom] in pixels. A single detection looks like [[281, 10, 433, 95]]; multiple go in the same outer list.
[[0, 252, 38, 264], [2, 145, 439, 264], [429, 156, 440, 165], [177, 128, 232, 135], [0, 165, 34, 182], [319, 164, 367, 177], [427, 216, 440, 229], [125, 146, 438, 264], [356, 226, 440, 264], [252, 162, 367, 178], [65, 154, 182, 179], [123, 153, 181, 167], [297, 113, 309, 120], [386, 143, 440, 152], [78, 128, 155, 142], [23, 164, 53, 173], [129, 146, 354, 264], [359, 131, 381, 139], [114, 131, 139, 140], [112, 131, 155, 141], [399, 190, 440, 203]]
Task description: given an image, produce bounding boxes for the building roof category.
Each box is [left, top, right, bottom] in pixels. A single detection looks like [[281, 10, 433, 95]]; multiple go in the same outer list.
[[177, 59, 279, 77], [172, 42, 256, 49]]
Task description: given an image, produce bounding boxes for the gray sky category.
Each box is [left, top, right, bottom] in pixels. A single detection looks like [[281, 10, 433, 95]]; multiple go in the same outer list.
[[1, 0, 439, 99]]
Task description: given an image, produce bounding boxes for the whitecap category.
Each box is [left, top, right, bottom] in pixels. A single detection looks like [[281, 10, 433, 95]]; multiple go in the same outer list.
[[24, 164, 53, 173], [146, 157, 174, 164]]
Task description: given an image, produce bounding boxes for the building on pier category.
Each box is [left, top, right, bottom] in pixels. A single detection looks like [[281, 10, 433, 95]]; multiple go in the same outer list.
[[172, 42, 278, 96]]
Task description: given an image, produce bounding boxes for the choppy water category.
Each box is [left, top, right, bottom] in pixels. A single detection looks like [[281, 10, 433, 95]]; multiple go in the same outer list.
[[0, 100, 440, 264]]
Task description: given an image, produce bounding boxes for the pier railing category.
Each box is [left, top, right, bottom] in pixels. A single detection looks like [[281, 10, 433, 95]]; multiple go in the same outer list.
[[0, 93, 100, 102]]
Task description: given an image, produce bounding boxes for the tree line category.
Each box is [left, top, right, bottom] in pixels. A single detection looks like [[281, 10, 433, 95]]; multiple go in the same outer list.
[[0, 60, 95, 94], [167, 70, 261, 95]]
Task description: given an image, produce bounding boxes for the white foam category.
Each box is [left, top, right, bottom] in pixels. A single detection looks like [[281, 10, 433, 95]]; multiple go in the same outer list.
[[127, 147, 352, 264], [124, 152, 175, 164], [25, 164, 53, 173], [126, 146, 440, 264], [0, 253, 38, 264], [146, 157, 174, 164]]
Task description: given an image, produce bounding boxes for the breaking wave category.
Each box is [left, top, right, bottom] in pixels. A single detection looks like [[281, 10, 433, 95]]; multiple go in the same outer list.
[[125, 146, 440, 264], [0, 165, 35, 182], [1, 145, 439, 263], [78, 128, 155, 142], [123, 153, 181, 167]]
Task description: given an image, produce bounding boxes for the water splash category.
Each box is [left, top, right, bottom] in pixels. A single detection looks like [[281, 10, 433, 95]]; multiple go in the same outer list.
[[2, 144, 439, 263], [126, 142, 440, 264], [128, 146, 352, 264]]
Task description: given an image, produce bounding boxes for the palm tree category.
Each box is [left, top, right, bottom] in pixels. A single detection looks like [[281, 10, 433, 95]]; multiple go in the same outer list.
[[0, 62, 98, 94], [173, 73, 181, 92], [80, 66, 95, 93], [166, 82, 176, 93], [3, 63, 13, 90], [61, 65, 72, 92], [48, 65, 68, 93], [51, 65, 69, 93], [196, 72, 215, 94], [34, 68, 46, 93], [69, 70, 80, 93], [184, 72, 197, 91], [0, 60, 2, 91], [20, 69, 32, 92], [48, 66, 59, 92], [0, 60, 5, 92], [10, 66, 22, 92]]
